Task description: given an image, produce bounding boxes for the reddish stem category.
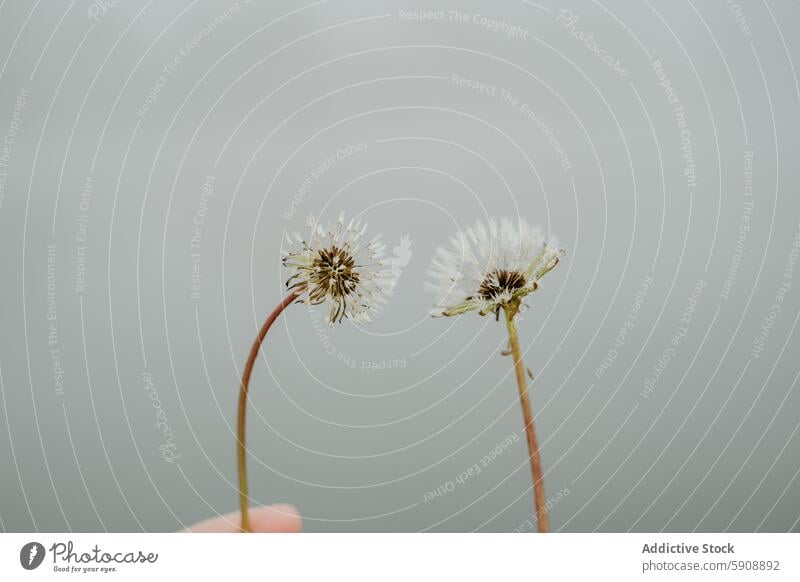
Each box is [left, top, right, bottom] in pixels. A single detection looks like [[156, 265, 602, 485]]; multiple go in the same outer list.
[[237, 293, 298, 532], [504, 305, 549, 532]]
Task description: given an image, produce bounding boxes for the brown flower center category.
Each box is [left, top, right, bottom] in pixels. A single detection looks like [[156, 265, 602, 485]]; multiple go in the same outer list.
[[478, 269, 527, 300], [306, 246, 360, 321]]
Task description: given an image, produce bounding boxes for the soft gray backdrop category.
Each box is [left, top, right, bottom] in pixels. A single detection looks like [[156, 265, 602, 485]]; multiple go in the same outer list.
[[0, 0, 798, 532]]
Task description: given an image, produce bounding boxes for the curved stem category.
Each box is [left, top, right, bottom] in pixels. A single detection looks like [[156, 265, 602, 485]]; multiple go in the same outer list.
[[503, 306, 549, 532], [237, 293, 298, 532]]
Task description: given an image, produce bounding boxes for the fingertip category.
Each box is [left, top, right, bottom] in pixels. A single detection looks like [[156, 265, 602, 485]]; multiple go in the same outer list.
[[184, 503, 302, 533], [249, 503, 302, 533]]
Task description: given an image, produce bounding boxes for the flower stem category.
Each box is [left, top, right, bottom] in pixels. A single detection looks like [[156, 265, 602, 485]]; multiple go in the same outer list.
[[503, 306, 549, 532], [237, 293, 298, 533]]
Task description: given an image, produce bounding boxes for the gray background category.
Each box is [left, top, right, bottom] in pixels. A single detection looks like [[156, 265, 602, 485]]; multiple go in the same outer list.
[[0, 0, 798, 532]]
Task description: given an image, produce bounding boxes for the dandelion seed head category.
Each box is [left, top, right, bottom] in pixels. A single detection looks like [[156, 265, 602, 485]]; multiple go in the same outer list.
[[282, 213, 392, 324], [426, 217, 564, 318]]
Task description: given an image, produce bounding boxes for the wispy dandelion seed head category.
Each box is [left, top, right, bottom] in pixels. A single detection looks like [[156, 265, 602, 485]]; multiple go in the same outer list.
[[282, 212, 393, 324], [426, 217, 564, 318]]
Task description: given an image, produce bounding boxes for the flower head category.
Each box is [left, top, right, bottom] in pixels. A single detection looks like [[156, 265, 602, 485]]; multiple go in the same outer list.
[[427, 217, 564, 318], [283, 213, 392, 324]]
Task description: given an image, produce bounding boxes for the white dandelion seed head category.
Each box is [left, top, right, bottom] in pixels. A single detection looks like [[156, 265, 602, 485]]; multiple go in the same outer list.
[[426, 217, 565, 318], [282, 212, 393, 325]]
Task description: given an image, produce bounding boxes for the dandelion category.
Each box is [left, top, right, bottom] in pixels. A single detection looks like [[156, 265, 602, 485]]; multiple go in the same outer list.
[[236, 213, 391, 531], [427, 217, 565, 532], [282, 213, 392, 324]]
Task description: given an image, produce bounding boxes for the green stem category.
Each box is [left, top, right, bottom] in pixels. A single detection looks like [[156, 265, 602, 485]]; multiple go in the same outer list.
[[503, 305, 549, 532], [237, 293, 298, 532]]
